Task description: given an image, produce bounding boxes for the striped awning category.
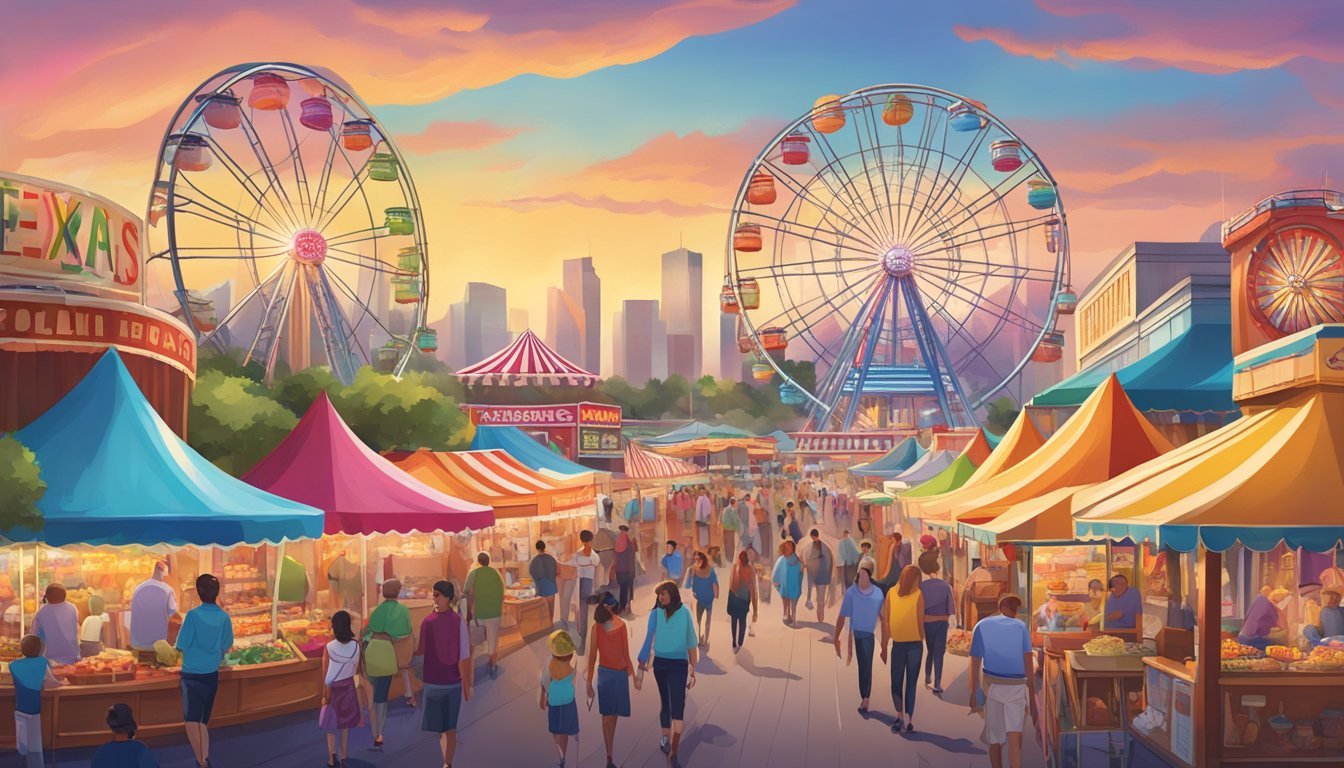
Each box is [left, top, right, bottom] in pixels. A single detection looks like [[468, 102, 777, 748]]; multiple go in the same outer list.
[[388, 449, 597, 517], [456, 329, 598, 386], [623, 442, 703, 480]]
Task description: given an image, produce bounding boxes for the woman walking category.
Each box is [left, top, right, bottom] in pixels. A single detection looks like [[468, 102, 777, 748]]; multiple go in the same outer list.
[[637, 581, 699, 768], [834, 556, 883, 715], [919, 555, 955, 695], [879, 565, 926, 732], [683, 552, 719, 647], [320, 611, 365, 767], [586, 592, 638, 768], [364, 579, 414, 749], [727, 550, 759, 653], [772, 540, 804, 626], [540, 630, 580, 767]]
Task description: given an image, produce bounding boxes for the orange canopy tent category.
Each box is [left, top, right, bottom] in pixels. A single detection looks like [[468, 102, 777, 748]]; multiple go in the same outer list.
[[907, 409, 1045, 522], [389, 449, 597, 520], [922, 376, 1173, 542]]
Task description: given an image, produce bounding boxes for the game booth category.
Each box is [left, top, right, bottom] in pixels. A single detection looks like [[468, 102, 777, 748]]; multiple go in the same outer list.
[[0, 351, 326, 749], [463, 402, 623, 472]]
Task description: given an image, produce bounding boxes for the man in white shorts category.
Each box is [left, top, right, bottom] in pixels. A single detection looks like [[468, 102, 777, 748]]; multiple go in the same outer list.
[[968, 594, 1038, 768]]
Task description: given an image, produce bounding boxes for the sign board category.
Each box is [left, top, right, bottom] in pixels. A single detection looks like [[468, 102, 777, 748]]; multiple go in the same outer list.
[[578, 402, 621, 426], [469, 404, 578, 427], [1, 173, 144, 303], [578, 425, 622, 458], [0, 291, 195, 377]]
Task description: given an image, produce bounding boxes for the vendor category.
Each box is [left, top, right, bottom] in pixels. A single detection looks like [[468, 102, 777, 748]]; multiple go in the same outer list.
[[129, 562, 178, 651], [1079, 579, 1105, 629], [1102, 574, 1142, 636], [1304, 587, 1344, 647], [1238, 587, 1292, 651], [326, 550, 362, 613]]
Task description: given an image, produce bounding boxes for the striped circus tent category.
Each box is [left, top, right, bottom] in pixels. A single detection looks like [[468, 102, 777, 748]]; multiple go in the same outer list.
[[623, 441, 703, 480], [455, 329, 599, 386]]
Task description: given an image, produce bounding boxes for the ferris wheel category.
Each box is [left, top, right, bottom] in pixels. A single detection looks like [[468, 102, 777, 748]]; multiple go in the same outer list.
[[146, 63, 433, 384], [723, 84, 1073, 432]]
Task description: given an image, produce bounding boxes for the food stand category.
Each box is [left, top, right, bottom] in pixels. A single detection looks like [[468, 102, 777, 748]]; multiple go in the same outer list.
[[1072, 322, 1344, 768], [0, 350, 326, 749]]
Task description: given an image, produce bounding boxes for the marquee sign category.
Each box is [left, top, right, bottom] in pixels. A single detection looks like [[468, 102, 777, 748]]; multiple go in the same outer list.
[[1, 173, 144, 303]]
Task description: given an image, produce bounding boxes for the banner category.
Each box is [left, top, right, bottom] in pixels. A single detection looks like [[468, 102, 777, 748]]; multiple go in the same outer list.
[[0, 292, 195, 377], [1, 173, 144, 302], [578, 402, 621, 426], [468, 404, 578, 427], [578, 425, 622, 458]]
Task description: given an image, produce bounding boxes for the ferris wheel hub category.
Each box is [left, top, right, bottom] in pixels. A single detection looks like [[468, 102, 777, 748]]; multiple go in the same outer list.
[[1286, 273, 1306, 292], [290, 228, 328, 265], [881, 245, 914, 276]]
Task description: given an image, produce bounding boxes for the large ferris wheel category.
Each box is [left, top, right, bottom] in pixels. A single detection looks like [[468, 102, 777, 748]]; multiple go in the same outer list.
[[724, 84, 1075, 432], [146, 63, 433, 384]]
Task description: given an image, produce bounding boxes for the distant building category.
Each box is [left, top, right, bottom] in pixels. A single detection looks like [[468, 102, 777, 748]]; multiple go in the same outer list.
[[545, 257, 601, 374], [661, 247, 702, 380], [719, 313, 740, 382], [613, 299, 667, 384], [446, 282, 509, 369], [667, 334, 695, 382], [546, 287, 582, 364]]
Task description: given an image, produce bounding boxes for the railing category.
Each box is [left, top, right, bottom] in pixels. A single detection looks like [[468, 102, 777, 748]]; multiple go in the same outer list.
[[1222, 189, 1344, 241]]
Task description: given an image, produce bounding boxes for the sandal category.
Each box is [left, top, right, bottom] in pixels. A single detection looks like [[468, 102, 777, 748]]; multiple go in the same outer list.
[[405, 694, 417, 708]]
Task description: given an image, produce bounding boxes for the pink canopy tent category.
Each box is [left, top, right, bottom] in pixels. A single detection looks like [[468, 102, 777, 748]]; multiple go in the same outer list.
[[455, 329, 599, 386], [244, 392, 495, 535]]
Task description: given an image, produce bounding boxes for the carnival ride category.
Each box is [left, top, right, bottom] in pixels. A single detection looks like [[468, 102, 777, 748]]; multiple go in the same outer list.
[[723, 85, 1073, 431], [146, 63, 432, 384]]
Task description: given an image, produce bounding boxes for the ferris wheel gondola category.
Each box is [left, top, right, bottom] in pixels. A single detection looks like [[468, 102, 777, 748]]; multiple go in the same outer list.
[[146, 63, 431, 384], [724, 84, 1072, 431]]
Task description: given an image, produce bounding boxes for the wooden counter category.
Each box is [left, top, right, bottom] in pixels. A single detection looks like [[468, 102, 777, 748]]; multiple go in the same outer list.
[[505, 596, 551, 640], [0, 657, 322, 750]]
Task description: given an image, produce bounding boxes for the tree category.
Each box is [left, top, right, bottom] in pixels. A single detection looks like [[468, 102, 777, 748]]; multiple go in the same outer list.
[[0, 435, 45, 532], [778, 359, 816, 392], [188, 370, 299, 475], [985, 396, 1020, 436], [331, 368, 473, 452]]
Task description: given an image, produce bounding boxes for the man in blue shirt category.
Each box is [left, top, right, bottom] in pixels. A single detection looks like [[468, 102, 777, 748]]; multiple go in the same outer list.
[[11, 634, 65, 768], [1104, 574, 1143, 635], [176, 574, 233, 768], [969, 594, 1038, 768], [661, 541, 684, 582], [833, 560, 884, 715], [1305, 588, 1344, 646]]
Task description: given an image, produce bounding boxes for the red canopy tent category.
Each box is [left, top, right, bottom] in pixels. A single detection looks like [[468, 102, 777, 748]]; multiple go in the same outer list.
[[244, 392, 494, 534], [456, 329, 599, 386]]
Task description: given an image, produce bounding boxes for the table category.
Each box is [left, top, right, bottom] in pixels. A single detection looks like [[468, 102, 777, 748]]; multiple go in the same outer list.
[[1063, 650, 1148, 766]]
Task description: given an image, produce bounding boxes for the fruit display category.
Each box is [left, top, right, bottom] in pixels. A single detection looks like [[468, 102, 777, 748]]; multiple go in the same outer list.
[[1083, 635, 1128, 656], [224, 638, 296, 667], [1288, 645, 1344, 671], [281, 613, 335, 652], [1265, 645, 1304, 662], [52, 650, 137, 683], [134, 664, 180, 681], [1221, 639, 1264, 659]]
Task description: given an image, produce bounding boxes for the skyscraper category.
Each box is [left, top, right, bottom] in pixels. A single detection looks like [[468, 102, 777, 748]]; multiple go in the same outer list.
[[719, 312, 740, 382], [661, 247, 702, 380], [545, 286, 582, 363], [565, 257, 601, 373], [613, 299, 666, 384], [446, 282, 509, 369]]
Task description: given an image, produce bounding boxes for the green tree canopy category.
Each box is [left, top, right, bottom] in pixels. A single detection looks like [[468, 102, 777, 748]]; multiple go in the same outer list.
[[0, 435, 45, 532], [188, 370, 299, 475], [984, 396, 1021, 436]]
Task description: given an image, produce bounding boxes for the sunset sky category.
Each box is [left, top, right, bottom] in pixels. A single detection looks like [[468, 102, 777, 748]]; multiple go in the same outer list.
[[6, 0, 1342, 375]]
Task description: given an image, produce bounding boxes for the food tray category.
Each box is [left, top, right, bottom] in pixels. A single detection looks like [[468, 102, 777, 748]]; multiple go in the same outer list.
[[1286, 661, 1344, 673], [63, 668, 138, 685]]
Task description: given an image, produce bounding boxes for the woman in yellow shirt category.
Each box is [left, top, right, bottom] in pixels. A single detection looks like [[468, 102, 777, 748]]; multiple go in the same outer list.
[[879, 565, 926, 733]]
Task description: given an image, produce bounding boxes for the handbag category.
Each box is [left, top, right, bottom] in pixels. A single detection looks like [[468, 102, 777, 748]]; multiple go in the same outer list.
[[469, 619, 487, 648], [726, 591, 749, 617]]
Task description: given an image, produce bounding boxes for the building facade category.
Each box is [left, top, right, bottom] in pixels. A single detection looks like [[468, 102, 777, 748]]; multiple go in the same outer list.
[[613, 299, 667, 384], [446, 282, 509, 370], [661, 247, 702, 380]]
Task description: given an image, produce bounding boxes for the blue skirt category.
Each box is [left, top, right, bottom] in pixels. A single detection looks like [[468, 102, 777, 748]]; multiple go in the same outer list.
[[181, 671, 219, 724], [596, 666, 631, 717], [548, 700, 580, 735], [535, 578, 557, 597]]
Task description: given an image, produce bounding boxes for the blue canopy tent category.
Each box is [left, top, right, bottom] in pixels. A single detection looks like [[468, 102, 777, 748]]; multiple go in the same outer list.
[[8, 349, 323, 547], [1033, 323, 1235, 413], [766, 430, 797, 453], [885, 449, 957, 489], [848, 437, 927, 478], [640, 421, 753, 446], [470, 425, 604, 478]]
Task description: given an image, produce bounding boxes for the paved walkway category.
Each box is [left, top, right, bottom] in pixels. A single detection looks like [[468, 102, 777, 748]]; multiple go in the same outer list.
[[49, 564, 1046, 768]]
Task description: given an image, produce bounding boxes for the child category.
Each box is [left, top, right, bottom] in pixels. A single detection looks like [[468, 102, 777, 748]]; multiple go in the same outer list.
[[11, 634, 65, 768], [80, 595, 110, 658], [661, 541, 684, 582], [541, 629, 580, 767]]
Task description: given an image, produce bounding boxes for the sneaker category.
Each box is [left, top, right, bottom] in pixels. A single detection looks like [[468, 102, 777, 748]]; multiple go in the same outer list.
[[890, 716, 903, 733], [932, 686, 944, 695], [660, 736, 671, 754], [607, 762, 618, 768], [905, 718, 914, 732]]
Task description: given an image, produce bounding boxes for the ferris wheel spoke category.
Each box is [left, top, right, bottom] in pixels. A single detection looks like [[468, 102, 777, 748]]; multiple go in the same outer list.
[[323, 247, 404, 275], [315, 166, 373, 233], [172, 174, 291, 244], [846, 101, 897, 242], [907, 126, 990, 246], [237, 110, 306, 231], [194, 136, 299, 235], [276, 110, 315, 221], [760, 159, 889, 249], [199, 259, 288, 348], [326, 267, 409, 348], [310, 126, 343, 222], [742, 210, 882, 256], [911, 164, 1040, 254], [240, 262, 298, 378], [173, 207, 290, 245], [324, 229, 386, 250], [916, 268, 1041, 335], [930, 301, 1010, 387], [808, 127, 896, 246], [898, 100, 949, 243], [855, 99, 898, 238]]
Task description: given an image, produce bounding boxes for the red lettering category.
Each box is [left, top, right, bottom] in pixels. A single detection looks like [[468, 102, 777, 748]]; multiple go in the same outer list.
[[116, 221, 140, 287]]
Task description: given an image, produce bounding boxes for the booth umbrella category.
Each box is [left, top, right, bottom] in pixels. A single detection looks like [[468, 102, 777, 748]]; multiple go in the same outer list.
[[469, 425, 601, 480], [9, 349, 323, 547]]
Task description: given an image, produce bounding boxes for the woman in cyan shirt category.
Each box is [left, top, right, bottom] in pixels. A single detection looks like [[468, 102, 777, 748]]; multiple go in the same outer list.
[[637, 581, 698, 768], [682, 552, 719, 647], [880, 565, 926, 733], [772, 540, 804, 626]]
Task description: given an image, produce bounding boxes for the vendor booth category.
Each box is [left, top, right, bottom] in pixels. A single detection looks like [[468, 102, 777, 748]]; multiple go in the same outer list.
[[848, 436, 926, 479], [0, 350, 325, 749], [470, 424, 606, 480], [242, 392, 493, 674]]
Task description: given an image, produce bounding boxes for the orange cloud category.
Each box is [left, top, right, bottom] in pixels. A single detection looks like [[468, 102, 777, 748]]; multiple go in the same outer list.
[[955, 0, 1344, 75], [398, 120, 528, 154]]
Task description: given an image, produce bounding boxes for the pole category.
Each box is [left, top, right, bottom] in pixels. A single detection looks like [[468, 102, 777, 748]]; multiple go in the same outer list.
[[270, 540, 286, 639], [18, 546, 26, 637], [360, 536, 369, 625]]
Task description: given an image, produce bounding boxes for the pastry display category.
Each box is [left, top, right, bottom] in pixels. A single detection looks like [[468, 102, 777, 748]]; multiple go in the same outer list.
[[1221, 639, 1264, 659]]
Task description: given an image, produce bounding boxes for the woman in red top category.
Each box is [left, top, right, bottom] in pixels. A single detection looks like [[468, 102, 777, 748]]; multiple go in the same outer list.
[[586, 591, 639, 768]]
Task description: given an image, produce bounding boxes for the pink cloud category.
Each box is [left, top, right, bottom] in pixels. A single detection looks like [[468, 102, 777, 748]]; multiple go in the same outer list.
[[469, 192, 723, 217], [398, 120, 528, 154], [955, 1, 1344, 75]]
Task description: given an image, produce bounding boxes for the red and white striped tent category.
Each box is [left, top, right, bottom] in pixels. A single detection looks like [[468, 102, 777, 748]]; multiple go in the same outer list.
[[455, 329, 599, 386], [623, 441, 703, 480]]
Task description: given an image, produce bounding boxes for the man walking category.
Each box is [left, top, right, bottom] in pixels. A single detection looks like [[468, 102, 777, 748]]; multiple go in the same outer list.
[[969, 594, 1038, 768], [752, 494, 771, 552], [529, 541, 559, 625], [572, 530, 602, 654], [721, 496, 741, 560], [695, 487, 713, 550], [611, 525, 638, 616], [464, 552, 505, 677], [804, 529, 834, 623], [838, 529, 862, 589], [176, 574, 232, 768]]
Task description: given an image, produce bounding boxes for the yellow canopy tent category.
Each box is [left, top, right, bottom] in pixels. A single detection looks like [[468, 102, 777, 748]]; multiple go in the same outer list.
[[904, 411, 1045, 522], [1071, 388, 1344, 553], [929, 376, 1173, 532], [646, 437, 777, 458]]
